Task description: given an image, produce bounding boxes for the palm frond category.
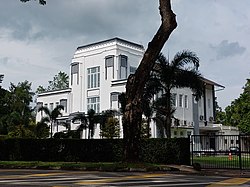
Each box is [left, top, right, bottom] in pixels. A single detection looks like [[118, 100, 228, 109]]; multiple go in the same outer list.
[[171, 50, 199, 70]]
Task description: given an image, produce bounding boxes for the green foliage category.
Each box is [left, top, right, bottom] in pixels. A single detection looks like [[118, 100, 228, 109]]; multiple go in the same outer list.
[[151, 52, 204, 138], [38, 105, 64, 138], [8, 125, 35, 138], [36, 71, 69, 93], [0, 138, 190, 164], [35, 118, 50, 138], [225, 79, 250, 134], [71, 109, 99, 139], [0, 81, 36, 138], [214, 99, 226, 124], [100, 117, 120, 139]]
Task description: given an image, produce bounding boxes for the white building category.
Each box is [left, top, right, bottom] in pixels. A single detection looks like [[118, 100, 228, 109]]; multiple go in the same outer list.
[[36, 37, 227, 139]]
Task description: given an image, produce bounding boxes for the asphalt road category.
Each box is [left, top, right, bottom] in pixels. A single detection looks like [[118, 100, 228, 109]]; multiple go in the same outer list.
[[0, 169, 250, 186]]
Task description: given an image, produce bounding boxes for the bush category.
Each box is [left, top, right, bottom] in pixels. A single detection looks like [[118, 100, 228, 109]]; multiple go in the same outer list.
[[0, 138, 190, 164]]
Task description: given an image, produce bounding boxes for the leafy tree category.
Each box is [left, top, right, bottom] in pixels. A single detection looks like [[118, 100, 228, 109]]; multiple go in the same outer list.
[[0, 81, 35, 137], [100, 117, 120, 139], [8, 124, 36, 138], [151, 52, 203, 138], [214, 99, 226, 124], [6, 81, 35, 137], [36, 71, 69, 93], [225, 79, 250, 134], [38, 105, 64, 138], [0, 87, 11, 134]]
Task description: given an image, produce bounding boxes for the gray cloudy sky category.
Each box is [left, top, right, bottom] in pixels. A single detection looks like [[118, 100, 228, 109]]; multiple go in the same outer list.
[[0, 0, 249, 109]]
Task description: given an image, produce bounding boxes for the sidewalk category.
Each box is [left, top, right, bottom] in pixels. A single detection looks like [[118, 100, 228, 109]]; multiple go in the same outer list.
[[167, 165, 250, 177]]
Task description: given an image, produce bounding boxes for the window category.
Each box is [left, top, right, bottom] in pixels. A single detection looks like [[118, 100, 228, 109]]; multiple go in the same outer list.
[[224, 139, 228, 144], [180, 131, 183, 136], [111, 93, 119, 101], [60, 99, 67, 113], [87, 97, 100, 113], [71, 63, 79, 85], [119, 55, 127, 79], [231, 139, 234, 144], [130, 66, 136, 74], [87, 67, 100, 89], [208, 98, 211, 109], [49, 103, 54, 111], [110, 92, 119, 109], [171, 93, 177, 107], [105, 56, 114, 79], [56, 102, 59, 107], [184, 95, 188, 108], [174, 131, 177, 136], [44, 103, 48, 108], [179, 94, 183, 107]]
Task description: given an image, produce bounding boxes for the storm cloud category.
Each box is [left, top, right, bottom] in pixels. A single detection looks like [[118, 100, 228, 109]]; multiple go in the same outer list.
[[211, 40, 246, 60], [1, 0, 250, 110]]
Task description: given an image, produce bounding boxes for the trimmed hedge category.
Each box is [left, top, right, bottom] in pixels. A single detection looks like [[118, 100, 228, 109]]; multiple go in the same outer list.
[[0, 138, 190, 165]]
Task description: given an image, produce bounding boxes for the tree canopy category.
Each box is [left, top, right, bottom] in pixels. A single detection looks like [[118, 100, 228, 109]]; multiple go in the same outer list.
[[0, 81, 36, 137], [225, 79, 250, 134], [36, 71, 69, 93]]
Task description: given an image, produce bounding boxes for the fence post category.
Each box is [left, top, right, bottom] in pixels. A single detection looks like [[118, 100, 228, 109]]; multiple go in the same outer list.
[[239, 134, 242, 170], [191, 135, 193, 166]]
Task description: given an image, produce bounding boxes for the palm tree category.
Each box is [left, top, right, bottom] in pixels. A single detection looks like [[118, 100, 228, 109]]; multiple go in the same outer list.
[[36, 117, 50, 138], [71, 112, 88, 139], [38, 105, 64, 138], [71, 109, 99, 139], [87, 109, 99, 139], [152, 51, 204, 138], [142, 77, 162, 138]]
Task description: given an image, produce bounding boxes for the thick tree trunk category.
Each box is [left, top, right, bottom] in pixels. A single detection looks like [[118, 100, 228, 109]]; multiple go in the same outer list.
[[123, 0, 177, 162]]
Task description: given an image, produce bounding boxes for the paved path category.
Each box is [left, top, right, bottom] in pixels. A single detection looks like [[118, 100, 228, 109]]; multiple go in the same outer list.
[[0, 169, 250, 186]]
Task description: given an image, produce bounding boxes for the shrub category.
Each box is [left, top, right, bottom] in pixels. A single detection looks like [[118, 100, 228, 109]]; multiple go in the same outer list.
[[0, 138, 190, 164]]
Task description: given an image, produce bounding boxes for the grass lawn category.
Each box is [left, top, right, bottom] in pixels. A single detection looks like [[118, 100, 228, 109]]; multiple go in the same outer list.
[[192, 155, 250, 169]]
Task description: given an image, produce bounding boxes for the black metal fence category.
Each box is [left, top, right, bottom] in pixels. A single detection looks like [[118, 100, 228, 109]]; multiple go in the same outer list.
[[191, 135, 250, 169]]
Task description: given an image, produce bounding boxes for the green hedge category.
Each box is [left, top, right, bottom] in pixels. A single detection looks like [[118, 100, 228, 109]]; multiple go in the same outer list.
[[0, 138, 190, 165]]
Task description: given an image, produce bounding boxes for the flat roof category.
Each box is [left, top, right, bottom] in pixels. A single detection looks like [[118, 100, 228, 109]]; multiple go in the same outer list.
[[202, 77, 225, 88], [77, 37, 144, 50]]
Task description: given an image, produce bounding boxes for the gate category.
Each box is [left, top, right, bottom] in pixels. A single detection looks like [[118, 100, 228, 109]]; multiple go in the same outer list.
[[191, 135, 250, 169]]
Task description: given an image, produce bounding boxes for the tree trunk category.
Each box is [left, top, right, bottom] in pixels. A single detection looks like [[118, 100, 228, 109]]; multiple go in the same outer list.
[[123, 0, 177, 162]]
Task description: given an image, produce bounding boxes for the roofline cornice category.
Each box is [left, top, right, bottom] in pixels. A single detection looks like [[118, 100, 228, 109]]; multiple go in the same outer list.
[[76, 37, 144, 51]]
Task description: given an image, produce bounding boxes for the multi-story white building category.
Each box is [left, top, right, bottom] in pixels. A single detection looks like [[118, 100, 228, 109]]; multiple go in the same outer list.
[[36, 37, 225, 139]]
